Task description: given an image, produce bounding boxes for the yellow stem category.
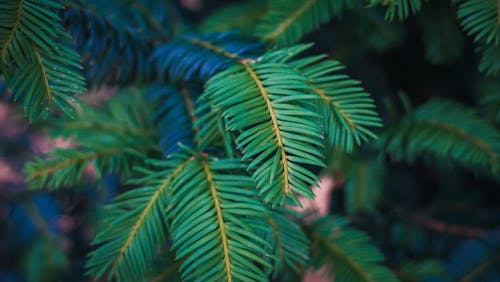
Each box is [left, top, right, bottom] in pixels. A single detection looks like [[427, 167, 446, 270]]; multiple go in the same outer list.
[[201, 159, 233, 281], [30, 148, 123, 178], [187, 38, 242, 60], [242, 61, 291, 195]]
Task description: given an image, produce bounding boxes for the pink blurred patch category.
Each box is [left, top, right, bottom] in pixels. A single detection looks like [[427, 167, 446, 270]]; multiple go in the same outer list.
[[302, 266, 331, 282], [31, 136, 74, 154], [0, 102, 27, 137], [80, 86, 117, 106], [291, 175, 335, 218], [289, 175, 336, 282], [84, 162, 96, 179], [0, 159, 23, 184], [57, 215, 76, 233], [181, 0, 203, 11]]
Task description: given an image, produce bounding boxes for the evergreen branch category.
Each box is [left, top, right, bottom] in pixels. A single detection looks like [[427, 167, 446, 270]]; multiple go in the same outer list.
[[187, 38, 243, 60], [27, 147, 122, 181], [153, 32, 263, 81], [381, 99, 500, 174], [304, 216, 399, 282], [0, 0, 23, 56], [453, 0, 500, 46], [257, 0, 360, 46], [86, 155, 192, 281], [0, 0, 86, 120], [261, 0, 317, 43], [201, 157, 232, 280], [62, 2, 154, 85], [374, 0, 422, 21], [265, 208, 310, 276], [204, 47, 325, 205], [241, 60, 291, 195], [290, 53, 382, 152], [199, 0, 269, 33], [25, 91, 159, 190], [168, 153, 271, 281]]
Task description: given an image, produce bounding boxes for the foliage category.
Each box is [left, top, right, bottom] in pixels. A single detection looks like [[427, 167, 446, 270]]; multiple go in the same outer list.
[[305, 216, 398, 282], [1, 0, 500, 281], [0, 0, 86, 120], [257, 0, 361, 47], [25, 90, 160, 190], [381, 99, 500, 175]]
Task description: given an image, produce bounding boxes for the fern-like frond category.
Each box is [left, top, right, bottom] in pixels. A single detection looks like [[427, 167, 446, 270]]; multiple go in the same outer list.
[[373, 0, 422, 21], [305, 216, 399, 282], [153, 32, 263, 81], [86, 155, 191, 281], [448, 231, 500, 281], [257, 0, 361, 47], [453, 0, 500, 46], [289, 53, 382, 152], [168, 152, 271, 281], [0, 0, 86, 120], [25, 91, 160, 189], [381, 99, 500, 174], [204, 48, 325, 205], [265, 208, 310, 276], [200, 0, 269, 33]]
